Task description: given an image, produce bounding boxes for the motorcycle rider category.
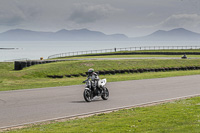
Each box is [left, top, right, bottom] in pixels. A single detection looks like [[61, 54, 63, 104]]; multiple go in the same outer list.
[[83, 68, 100, 91]]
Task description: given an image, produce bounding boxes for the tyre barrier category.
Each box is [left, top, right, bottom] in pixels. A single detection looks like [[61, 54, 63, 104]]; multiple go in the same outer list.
[[124, 69, 130, 73], [110, 70, 115, 75], [56, 75, 64, 78], [120, 70, 125, 74], [105, 70, 111, 75], [138, 69, 144, 73], [47, 75, 54, 78], [47, 75, 64, 78], [47, 66, 200, 78], [14, 60, 69, 70], [129, 70, 134, 73], [21, 61, 27, 69], [14, 61, 21, 70], [80, 73, 87, 77], [98, 71, 105, 75], [115, 70, 121, 73], [71, 74, 80, 77], [27, 61, 31, 67], [65, 75, 72, 78]]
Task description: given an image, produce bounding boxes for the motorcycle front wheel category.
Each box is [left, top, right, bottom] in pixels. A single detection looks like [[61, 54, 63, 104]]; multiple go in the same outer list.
[[83, 89, 92, 102], [101, 87, 109, 100]]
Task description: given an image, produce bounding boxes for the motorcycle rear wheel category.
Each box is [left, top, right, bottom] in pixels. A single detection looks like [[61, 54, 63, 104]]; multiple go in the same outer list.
[[83, 89, 92, 102], [101, 87, 109, 100]]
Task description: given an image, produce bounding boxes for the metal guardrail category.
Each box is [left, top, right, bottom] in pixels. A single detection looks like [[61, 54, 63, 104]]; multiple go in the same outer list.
[[48, 46, 200, 59]]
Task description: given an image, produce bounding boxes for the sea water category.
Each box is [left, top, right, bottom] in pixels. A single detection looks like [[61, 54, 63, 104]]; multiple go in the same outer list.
[[0, 41, 200, 62]]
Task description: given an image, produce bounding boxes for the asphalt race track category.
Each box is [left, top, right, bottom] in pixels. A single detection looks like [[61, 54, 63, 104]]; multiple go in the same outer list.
[[0, 75, 200, 129]]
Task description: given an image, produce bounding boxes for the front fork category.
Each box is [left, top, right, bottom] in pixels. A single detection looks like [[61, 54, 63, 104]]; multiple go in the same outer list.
[[85, 88, 93, 99]]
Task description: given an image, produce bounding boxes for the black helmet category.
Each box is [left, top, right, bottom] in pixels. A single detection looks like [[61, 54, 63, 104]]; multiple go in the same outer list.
[[88, 68, 94, 75]]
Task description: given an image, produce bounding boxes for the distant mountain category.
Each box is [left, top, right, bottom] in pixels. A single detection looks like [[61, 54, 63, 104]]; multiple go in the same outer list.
[[0, 28, 200, 41], [133, 28, 200, 41], [0, 29, 53, 41], [0, 28, 128, 41]]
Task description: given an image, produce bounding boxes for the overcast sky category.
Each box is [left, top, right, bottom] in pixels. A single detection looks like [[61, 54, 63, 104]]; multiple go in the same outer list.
[[0, 0, 200, 37]]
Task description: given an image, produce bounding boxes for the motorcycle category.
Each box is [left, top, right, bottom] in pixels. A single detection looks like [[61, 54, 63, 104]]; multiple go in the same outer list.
[[83, 79, 109, 102]]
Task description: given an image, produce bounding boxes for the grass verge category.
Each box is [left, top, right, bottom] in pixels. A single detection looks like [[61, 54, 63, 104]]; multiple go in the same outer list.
[[5, 96, 200, 133], [55, 49, 200, 59], [1, 69, 200, 91], [15, 59, 200, 76], [1, 59, 200, 91], [59, 54, 200, 60]]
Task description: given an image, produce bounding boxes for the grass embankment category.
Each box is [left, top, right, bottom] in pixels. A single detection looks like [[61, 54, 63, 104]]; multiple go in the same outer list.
[[18, 59, 200, 76], [5, 96, 200, 133], [1, 59, 200, 91], [114, 49, 200, 53], [57, 49, 200, 59], [66, 54, 200, 59]]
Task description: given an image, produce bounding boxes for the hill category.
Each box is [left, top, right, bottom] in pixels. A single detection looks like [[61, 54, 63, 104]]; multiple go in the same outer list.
[[133, 28, 200, 41], [0, 28, 200, 41], [0, 29, 128, 41]]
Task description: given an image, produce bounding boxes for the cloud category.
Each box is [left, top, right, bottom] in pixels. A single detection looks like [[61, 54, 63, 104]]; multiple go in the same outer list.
[[68, 3, 122, 24], [0, 13, 24, 26], [0, 2, 24, 26], [0, 1, 40, 26], [160, 14, 200, 28]]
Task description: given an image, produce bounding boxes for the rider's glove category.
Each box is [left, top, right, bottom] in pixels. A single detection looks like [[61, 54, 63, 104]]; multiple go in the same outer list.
[[82, 81, 86, 83]]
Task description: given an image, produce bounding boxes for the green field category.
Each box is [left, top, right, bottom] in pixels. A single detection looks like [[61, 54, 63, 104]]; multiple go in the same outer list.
[[1, 49, 200, 91], [58, 54, 200, 60], [54, 49, 200, 59], [5, 96, 200, 133], [1, 59, 200, 91], [22, 59, 200, 76]]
